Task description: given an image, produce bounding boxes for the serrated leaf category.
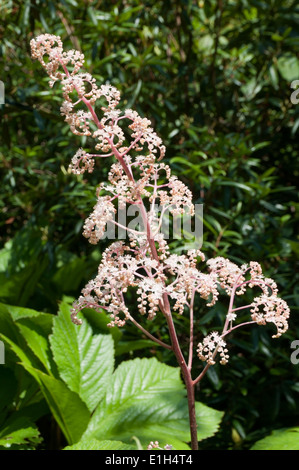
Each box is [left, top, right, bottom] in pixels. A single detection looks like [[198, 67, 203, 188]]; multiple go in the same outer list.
[[49, 302, 114, 412], [83, 357, 223, 449], [195, 401, 224, 441], [80, 307, 122, 343], [63, 438, 135, 450], [251, 427, 299, 450]]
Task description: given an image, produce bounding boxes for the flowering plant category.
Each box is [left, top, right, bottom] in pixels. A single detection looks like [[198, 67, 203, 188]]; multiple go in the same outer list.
[[31, 34, 290, 450]]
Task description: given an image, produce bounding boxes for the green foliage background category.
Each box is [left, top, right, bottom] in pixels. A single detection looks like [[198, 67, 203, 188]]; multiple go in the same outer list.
[[0, 0, 298, 450]]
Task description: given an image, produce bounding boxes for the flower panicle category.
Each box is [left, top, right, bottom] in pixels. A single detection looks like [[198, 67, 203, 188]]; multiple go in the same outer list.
[[31, 34, 290, 369], [30, 34, 165, 167]]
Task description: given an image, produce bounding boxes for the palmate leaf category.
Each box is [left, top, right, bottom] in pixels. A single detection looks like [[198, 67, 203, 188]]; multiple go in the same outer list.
[[49, 302, 115, 412], [1, 304, 223, 449], [82, 357, 223, 450]]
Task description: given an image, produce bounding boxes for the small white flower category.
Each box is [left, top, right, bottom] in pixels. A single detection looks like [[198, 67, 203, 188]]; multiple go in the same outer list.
[[226, 312, 237, 322], [197, 332, 229, 365]]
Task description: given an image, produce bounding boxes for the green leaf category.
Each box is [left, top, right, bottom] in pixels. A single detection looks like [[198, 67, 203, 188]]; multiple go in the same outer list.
[[0, 304, 55, 372], [52, 256, 87, 293], [195, 402, 224, 442], [268, 65, 279, 89], [16, 316, 55, 374], [115, 339, 156, 356], [217, 180, 255, 194], [126, 79, 142, 108], [0, 417, 42, 449], [78, 307, 122, 343], [195, 34, 214, 52], [49, 302, 114, 412], [21, 365, 90, 445], [0, 334, 90, 445], [0, 334, 43, 378], [0, 259, 48, 306], [63, 438, 136, 450], [251, 427, 299, 450], [241, 77, 263, 100], [0, 302, 51, 322], [250, 141, 270, 152], [277, 54, 299, 81], [0, 368, 18, 412], [83, 357, 223, 449]]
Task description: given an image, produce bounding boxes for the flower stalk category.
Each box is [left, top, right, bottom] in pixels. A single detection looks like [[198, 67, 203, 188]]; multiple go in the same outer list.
[[31, 34, 290, 450]]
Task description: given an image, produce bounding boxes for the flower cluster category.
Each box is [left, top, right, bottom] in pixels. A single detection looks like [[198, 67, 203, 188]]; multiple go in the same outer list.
[[70, 243, 216, 326], [197, 332, 229, 365], [30, 34, 84, 87], [251, 294, 290, 338], [30, 34, 165, 165], [147, 441, 173, 450], [68, 148, 95, 174], [82, 196, 116, 244], [30, 35, 192, 236], [207, 257, 246, 295], [196, 258, 290, 364], [32, 34, 290, 371]]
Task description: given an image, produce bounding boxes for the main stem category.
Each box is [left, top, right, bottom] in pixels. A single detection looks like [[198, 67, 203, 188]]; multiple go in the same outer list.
[[165, 309, 198, 450]]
